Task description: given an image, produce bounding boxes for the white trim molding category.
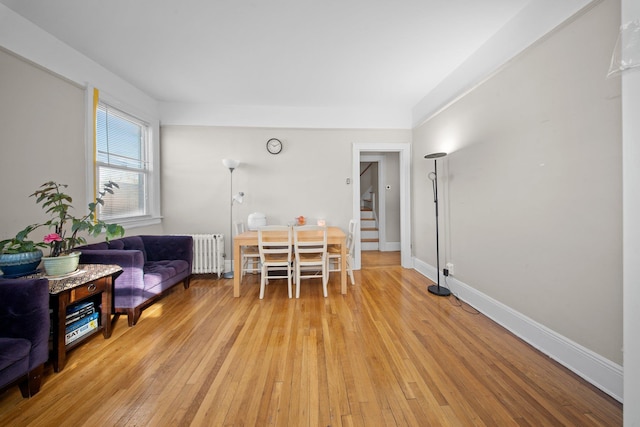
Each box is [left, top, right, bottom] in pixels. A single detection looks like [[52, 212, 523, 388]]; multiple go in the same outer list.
[[413, 257, 623, 403], [353, 143, 412, 270]]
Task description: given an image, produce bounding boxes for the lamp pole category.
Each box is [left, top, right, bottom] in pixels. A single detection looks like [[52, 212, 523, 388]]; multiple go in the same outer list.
[[222, 159, 240, 279], [425, 152, 450, 297]]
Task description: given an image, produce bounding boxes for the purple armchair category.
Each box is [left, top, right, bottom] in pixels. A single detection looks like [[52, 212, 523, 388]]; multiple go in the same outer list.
[[77, 235, 193, 326], [0, 278, 50, 397]]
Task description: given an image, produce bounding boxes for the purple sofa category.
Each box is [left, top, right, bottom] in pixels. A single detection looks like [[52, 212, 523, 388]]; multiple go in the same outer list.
[[77, 235, 193, 326], [0, 278, 50, 397]]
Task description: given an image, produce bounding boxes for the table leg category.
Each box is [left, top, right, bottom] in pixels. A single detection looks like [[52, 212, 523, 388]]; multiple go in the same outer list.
[[341, 240, 347, 294], [233, 241, 241, 297], [51, 293, 69, 372], [102, 276, 113, 338]]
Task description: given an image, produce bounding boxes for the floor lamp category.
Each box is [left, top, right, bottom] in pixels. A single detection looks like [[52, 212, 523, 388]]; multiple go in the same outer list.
[[425, 152, 450, 297], [222, 158, 242, 279]]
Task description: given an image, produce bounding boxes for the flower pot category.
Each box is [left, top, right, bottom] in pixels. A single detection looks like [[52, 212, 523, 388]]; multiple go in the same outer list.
[[0, 250, 43, 277], [42, 251, 80, 277]]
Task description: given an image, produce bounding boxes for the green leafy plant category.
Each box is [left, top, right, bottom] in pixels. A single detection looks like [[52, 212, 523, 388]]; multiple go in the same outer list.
[[0, 224, 45, 254], [31, 181, 126, 257], [1, 181, 125, 257]]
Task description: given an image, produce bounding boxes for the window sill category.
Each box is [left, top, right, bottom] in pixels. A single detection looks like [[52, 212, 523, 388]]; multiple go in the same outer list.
[[111, 216, 162, 230]]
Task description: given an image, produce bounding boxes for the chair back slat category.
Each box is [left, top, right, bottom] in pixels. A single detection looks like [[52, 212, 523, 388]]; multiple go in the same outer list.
[[294, 225, 327, 259], [258, 226, 292, 264]]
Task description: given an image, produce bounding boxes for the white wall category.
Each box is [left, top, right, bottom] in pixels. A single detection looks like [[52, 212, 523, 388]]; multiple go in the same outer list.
[[0, 48, 85, 241], [160, 103, 411, 130], [160, 125, 411, 259], [413, 0, 622, 398], [412, 0, 595, 126]]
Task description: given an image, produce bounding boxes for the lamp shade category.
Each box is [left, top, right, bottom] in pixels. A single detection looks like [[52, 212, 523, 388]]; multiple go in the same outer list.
[[222, 158, 240, 169], [233, 192, 244, 204]]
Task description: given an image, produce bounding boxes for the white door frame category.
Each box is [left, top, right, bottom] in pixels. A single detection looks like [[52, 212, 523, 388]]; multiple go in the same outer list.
[[352, 142, 412, 270]]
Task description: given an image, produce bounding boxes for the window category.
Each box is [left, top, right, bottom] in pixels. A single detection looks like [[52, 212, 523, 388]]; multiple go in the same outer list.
[[95, 102, 150, 221]]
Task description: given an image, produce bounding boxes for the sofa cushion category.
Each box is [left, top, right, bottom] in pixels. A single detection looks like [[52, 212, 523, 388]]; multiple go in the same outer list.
[[143, 260, 190, 289], [120, 236, 147, 262], [81, 240, 124, 251], [0, 337, 30, 388], [107, 239, 125, 250]]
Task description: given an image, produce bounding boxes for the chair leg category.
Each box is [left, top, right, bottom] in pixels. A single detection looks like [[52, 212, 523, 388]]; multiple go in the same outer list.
[[260, 266, 266, 299], [322, 261, 329, 298], [347, 258, 355, 285]]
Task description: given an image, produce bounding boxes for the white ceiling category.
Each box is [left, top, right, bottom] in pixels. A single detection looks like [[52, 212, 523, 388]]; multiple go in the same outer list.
[[0, 0, 590, 127]]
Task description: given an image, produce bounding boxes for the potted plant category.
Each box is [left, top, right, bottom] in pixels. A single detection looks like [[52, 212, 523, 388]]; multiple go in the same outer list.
[[0, 224, 45, 277], [1, 181, 126, 277], [32, 181, 126, 276]]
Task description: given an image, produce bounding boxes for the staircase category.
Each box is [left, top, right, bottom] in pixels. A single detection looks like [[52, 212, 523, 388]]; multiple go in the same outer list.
[[360, 196, 379, 251]]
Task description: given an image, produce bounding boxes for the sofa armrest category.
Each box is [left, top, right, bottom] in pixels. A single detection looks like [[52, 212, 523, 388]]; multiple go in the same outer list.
[[79, 249, 146, 296], [140, 235, 193, 271], [0, 278, 50, 369]]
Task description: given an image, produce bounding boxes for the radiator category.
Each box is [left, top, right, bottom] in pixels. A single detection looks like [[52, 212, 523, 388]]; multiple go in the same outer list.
[[190, 234, 224, 276]]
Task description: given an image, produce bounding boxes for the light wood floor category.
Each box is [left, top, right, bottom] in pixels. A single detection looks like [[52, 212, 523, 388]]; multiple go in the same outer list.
[[0, 251, 621, 426]]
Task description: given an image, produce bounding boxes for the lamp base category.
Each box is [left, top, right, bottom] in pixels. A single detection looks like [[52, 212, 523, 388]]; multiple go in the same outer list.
[[223, 271, 234, 279], [428, 284, 451, 297]]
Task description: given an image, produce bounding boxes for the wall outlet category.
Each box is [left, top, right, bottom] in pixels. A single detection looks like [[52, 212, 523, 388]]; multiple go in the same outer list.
[[445, 263, 454, 276]]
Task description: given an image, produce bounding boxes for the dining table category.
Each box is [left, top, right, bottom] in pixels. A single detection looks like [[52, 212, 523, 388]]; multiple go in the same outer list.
[[233, 226, 347, 297]]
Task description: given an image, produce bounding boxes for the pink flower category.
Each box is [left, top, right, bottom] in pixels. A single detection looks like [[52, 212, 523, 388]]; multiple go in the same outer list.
[[43, 233, 62, 244]]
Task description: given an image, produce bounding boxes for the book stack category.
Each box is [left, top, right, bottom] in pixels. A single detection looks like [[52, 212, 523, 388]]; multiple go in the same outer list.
[[65, 301, 99, 345]]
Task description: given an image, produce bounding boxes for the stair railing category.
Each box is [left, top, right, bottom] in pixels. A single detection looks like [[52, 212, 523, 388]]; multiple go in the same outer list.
[[360, 162, 374, 176]]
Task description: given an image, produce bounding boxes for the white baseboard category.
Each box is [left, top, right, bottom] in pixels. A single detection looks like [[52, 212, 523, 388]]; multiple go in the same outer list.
[[413, 257, 623, 402]]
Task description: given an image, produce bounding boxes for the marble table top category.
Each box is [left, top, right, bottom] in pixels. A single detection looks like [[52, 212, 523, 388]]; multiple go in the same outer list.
[[23, 264, 122, 294]]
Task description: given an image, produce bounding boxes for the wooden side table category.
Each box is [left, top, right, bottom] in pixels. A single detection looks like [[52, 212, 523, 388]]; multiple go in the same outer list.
[[26, 264, 122, 372]]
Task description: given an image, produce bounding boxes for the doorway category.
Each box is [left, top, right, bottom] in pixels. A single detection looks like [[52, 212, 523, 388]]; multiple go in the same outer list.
[[352, 143, 411, 270]]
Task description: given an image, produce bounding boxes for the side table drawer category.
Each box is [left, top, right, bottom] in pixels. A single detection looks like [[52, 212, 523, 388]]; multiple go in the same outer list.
[[69, 277, 108, 302]]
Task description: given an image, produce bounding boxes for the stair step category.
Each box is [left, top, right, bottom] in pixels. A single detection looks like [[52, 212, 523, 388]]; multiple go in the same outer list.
[[362, 238, 379, 243], [361, 227, 378, 231], [362, 242, 379, 251]]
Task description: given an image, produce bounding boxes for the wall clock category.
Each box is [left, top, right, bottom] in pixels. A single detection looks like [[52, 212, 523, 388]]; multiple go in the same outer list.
[[266, 138, 283, 155]]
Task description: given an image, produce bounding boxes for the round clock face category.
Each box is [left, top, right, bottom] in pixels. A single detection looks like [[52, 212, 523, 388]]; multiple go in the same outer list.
[[266, 138, 283, 155]]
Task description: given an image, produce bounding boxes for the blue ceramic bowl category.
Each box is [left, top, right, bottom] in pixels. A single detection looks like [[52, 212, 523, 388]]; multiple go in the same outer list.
[[0, 250, 43, 277]]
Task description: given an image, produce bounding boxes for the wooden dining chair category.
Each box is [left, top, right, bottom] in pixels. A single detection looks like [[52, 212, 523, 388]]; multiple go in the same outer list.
[[293, 225, 328, 298], [328, 219, 357, 285], [234, 221, 261, 280], [257, 225, 293, 299]]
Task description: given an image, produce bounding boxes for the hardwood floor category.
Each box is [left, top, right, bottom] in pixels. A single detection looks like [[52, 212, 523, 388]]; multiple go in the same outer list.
[[0, 252, 621, 426]]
